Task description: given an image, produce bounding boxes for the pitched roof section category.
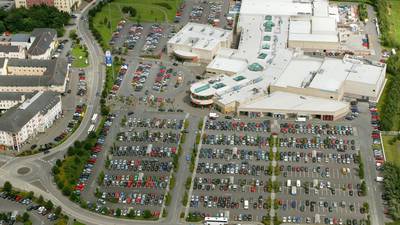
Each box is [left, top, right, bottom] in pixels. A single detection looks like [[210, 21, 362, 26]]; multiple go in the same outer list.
[[0, 45, 20, 53], [0, 91, 60, 133], [28, 28, 57, 56], [0, 58, 68, 87]]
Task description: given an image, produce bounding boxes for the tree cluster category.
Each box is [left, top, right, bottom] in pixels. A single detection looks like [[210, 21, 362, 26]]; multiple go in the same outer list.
[[373, 0, 400, 47], [383, 163, 400, 220], [0, 5, 70, 36], [53, 134, 98, 200], [88, 0, 114, 50], [380, 74, 400, 130], [121, 6, 137, 17]]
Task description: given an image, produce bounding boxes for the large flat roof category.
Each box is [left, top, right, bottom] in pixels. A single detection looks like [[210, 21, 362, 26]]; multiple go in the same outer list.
[[207, 57, 248, 74], [289, 16, 338, 43], [240, 0, 313, 16], [168, 23, 231, 51], [238, 91, 349, 114], [274, 56, 324, 88], [190, 72, 262, 97], [309, 57, 385, 92]]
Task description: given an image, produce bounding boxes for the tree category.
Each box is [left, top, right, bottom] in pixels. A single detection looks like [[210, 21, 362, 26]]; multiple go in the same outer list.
[[3, 181, 12, 193], [54, 206, 62, 216], [45, 200, 53, 210], [98, 171, 105, 185], [38, 195, 44, 205], [22, 212, 30, 222], [116, 208, 121, 217], [121, 6, 136, 17], [27, 191, 34, 199], [143, 209, 152, 219], [128, 209, 135, 218], [0, 21, 5, 34], [69, 29, 78, 40]]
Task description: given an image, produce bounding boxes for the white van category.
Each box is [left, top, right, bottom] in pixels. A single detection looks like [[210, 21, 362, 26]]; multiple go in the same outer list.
[[244, 200, 249, 210], [287, 179, 292, 187], [291, 186, 297, 195], [296, 180, 301, 187]]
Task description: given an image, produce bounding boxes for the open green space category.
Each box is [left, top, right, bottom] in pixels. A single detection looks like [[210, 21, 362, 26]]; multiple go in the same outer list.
[[388, 0, 400, 40], [91, 0, 180, 48], [71, 44, 89, 68], [382, 135, 400, 166]]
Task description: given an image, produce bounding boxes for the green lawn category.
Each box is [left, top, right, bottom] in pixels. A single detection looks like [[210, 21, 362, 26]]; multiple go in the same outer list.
[[92, 0, 181, 48], [73, 221, 86, 225], [382, 135, 400, 166], [389, 0, 400, 39], [71, 44, 89, 68]]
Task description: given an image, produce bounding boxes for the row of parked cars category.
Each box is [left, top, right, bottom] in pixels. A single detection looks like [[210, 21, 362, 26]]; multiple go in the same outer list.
[[196, 162, 270, 176], [108, 159, 173, 172], [73, 114, 114, 193], [100, 191, 164, 207], [280, 123, 354, 135], [189, 5, 204, 21], [0, 192, 58, 221], [202, 134, 270, 146], [193, 177, 270, 192], [117, 131, 180, 143], [112, 145, 177, 158], [125, 117, 183, 129], [279, 151, 358, 165], [109, 20, 126, 46], [205, 119, 271, 132], [199, 147, 271, 161], [142, 24, 163, 53], [103, 173, 170, 189], [125, 24, 144, 49], [279, 136, 356, 151], [52, 104, 85, 148], [132, 62, 152, 91], [152, 65, 172, 92], [77, 69, 87, 96], [110, 64, 128, 97]]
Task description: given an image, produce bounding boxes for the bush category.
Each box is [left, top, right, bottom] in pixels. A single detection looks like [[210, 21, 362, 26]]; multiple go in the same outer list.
[[185, 177, 192, 190], [121, 6, 136, 17], [143, 210, 152, 219], [182, 191, 188, 206], [3, 181, 12, 193], [165, 193, 171, 206]]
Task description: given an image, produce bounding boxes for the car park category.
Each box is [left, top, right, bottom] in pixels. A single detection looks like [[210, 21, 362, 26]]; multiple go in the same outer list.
[[97, 114, 185, 216]]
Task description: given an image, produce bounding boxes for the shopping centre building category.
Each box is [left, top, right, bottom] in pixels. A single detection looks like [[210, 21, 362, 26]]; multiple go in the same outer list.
[[171, 0, 387, 120]]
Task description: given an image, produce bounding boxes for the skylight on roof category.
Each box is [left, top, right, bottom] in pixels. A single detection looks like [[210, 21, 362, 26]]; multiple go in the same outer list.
[[233, 75, 246, 81]]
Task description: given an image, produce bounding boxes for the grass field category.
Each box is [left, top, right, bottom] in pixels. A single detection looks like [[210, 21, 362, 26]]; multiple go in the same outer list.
[[382, 135, 400, 166], [93, 0, 181, 48], [388, 0, 400, 40], [71, 44, 89, 68]]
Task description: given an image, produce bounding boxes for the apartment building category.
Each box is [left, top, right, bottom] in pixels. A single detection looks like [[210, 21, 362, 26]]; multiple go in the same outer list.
[[15, 0, 80, 13], [0, 92, 33, 112], [0, 91, 62, 151], [0, 58, 69, 93]]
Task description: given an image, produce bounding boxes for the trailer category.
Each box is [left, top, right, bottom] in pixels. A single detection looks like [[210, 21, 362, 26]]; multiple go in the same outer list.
[[91, 113, 98, 124], [88, 124, 95, 134]]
